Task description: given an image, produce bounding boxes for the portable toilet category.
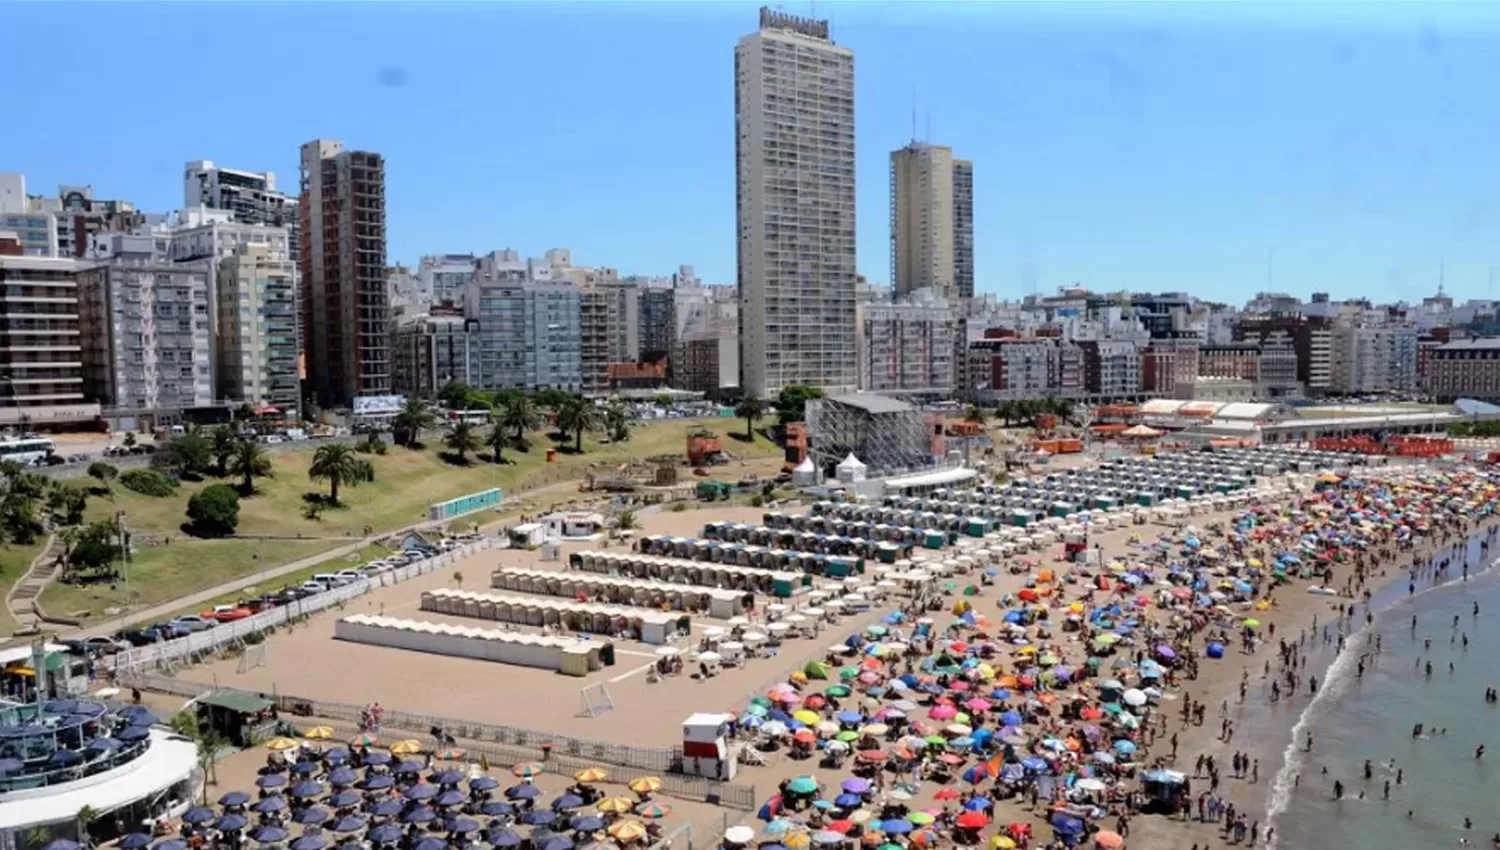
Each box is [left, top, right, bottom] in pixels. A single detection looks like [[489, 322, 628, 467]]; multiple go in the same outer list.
[[1051, 501, 1076, 518], [922, 529, 946, 550], [876, 543, 900, 564], [771, 575, 797, 598], [1093, 495, 1116, 511], [1136, 491, 1158, 507], [965, 517, 991, 538], [1174, 485, 1196, 500], [1009, 508, 1032, 527]]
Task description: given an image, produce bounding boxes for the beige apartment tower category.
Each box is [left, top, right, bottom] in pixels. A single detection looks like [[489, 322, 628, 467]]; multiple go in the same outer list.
[[735, 7, 858, 397], [891, 142, 973, 301]]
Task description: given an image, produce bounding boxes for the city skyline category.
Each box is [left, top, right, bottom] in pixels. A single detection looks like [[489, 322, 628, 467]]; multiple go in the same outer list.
[[6, 3, 1500, 303]]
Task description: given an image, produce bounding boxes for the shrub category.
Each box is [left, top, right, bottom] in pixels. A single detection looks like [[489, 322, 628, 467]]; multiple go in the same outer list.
[[86, 461, 118, 487], [120, 469, 178, 497], [186, 484, 240, 537]]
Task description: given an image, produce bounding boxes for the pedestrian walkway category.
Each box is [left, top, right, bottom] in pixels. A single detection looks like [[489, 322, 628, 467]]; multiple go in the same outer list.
[[6, 534, 60, 633]]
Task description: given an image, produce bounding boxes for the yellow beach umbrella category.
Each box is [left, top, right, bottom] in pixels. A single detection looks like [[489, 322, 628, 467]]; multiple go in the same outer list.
[[783, 832, 811, 850], [265, 737, 299, 751], [627, 776, 662, 794], [389, 739, 423, 755], [303, 726, 334, 740], [575, 767, 610, 783], [607, 821, 648, 842], [792, 710, 820, 725], [597, 798, 635, 814]]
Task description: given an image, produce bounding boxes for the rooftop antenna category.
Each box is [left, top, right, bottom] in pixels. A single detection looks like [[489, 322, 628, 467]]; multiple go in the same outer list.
[[911, 87, 918, 144], [1438, 258, 1446, 297]]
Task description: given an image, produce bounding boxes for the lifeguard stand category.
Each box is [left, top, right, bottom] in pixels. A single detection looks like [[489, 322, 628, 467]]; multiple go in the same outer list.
[[681, 712, 737, 780]]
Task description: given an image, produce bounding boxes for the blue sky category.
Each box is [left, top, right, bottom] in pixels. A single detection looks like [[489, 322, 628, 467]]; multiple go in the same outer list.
[[6, 2, 1500, 304]]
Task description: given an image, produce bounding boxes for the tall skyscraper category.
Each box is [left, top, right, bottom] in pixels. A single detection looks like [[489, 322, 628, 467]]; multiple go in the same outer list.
[[735, 7, 857, 397], [299, 139, 390, 408], [890, 142, 972, 301]]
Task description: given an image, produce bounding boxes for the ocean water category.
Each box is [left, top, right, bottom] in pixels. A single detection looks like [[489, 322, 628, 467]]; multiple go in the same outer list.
[[1263, 531, 1500, 848]]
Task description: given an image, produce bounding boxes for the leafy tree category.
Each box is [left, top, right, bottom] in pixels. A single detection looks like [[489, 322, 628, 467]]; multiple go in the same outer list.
[[605, 402, 629, 442], [87, 461, 118, 493], [123, 431, 137, 449], [498, 393, 542, 445], [964, 404, 987, 426], [0, 465, 46, 545], [392, 397, 436, 448], [46, 482, 88, 526], [443, 421, 482, 464], [533, 388, 573, 412], [65, 520, 122, 574], [209, 425, 237, 475], [168, 712, 225, 803], [164, 434, 213, 477], [775, 385, 824, 425], [735, 394, 767, 440], [653, 392, 675, 409], [307, 443, 373, 505], [554, 396, 602, 452], [484, 423, 509, 464], [438, 381, 476, 411], [76, 804, 99, 845], [227, 440, 272, 493], [186, 484, 240, 537], [616, 509, 637, 531]]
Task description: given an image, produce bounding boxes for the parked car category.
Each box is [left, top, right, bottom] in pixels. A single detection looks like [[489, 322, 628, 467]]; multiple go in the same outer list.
[[62, 635, 129, 656], [201, 604, 253, 622], [333, 569, 364, 585], [297, 581, 328, 596], [119, 629, 163, 647], [169, 615, 216, 632], [151, 620, 191, 639]]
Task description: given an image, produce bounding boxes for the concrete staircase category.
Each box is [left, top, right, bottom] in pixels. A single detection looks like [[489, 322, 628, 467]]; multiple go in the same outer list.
[[6, 534, 60, 634]]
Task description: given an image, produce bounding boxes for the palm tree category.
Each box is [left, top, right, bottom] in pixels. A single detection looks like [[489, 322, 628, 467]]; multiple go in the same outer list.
[[307, 443, 373, 505], [227, 440, 272, 493], [616, 509, 637, 531], [554, 396, 602, 453], [392, 398, 436, 448], [209, 425, 236, 475], [443, 422, 482, 464], [734, 394, 768, 441], [75, 804, 98, 844], [169, 712, 226, 804], [498, 394, 542, 446], [484, 423, 510, 464]]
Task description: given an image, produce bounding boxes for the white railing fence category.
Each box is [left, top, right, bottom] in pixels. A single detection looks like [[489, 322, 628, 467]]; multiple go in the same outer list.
[[111, 539, 495, 675]]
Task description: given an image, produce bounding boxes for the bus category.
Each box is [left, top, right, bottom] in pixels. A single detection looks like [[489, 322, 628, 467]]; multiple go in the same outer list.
[[0, 437, 56, 465]]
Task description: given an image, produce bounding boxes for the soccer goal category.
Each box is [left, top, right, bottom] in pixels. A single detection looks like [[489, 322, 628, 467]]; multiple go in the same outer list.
[[578, 683, 615, 718], [236, 642, 268, 674]]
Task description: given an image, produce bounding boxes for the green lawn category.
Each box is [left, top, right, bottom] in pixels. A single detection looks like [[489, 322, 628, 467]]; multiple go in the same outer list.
[[0, 540, 49, 637], [42, 416, 775, 624]]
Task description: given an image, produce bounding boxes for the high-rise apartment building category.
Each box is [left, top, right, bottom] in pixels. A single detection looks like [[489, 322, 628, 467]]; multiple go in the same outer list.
[[392, 312, 478, 399], [299, 139, 390, 408], [216, 242, 299, 410], [183, 161, 298, 250], [952, 160, 974, 300], [417, 254, 478, 308], [0, 250, 98, 426], [890, 142, 972, 301], [78, 234, 213, 415], [579, 281, 640, 397], [465, 254, 581, 392], [856, 288, 958, 395], [735, 7, 858, 397]]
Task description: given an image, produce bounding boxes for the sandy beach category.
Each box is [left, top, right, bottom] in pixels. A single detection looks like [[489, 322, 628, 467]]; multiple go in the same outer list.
[[124, 457, 1500, 850]]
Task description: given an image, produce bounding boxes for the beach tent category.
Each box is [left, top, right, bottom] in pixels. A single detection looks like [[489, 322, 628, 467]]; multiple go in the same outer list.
[[836, 454, 868, 485], [804, 661, 831, 680], [792, 457, 819, 487]]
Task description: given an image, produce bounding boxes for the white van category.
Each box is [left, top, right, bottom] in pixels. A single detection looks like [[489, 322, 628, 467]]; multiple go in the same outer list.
[[311, 573, 349, 589]]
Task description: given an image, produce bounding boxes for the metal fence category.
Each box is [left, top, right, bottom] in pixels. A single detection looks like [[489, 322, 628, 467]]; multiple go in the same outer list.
[[111, 539, 495, 675]]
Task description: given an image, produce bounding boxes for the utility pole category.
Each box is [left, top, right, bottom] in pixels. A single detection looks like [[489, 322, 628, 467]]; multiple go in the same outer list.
[[116, 510, 130, 609]]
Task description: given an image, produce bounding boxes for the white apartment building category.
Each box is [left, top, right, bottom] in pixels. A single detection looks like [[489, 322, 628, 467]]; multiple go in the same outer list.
[[0, 253, 99, 426], [216, 243, 298, 410], [856, 288, 957, 395], [465, 256, 581, 392], [735, 8, 858, 397], [0, 173, 149, 259], [182, 160, 298, 253], [1331, 325, 1418, 394], [78, 234, 212, 417], [890, 143, 972, 302], [418, 253, 478, 307], [0, 174, 58, 258]]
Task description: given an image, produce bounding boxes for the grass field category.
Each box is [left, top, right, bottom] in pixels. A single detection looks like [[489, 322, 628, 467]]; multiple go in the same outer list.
[[37, 416, 778, 624], [0, 540, 49, 636]]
